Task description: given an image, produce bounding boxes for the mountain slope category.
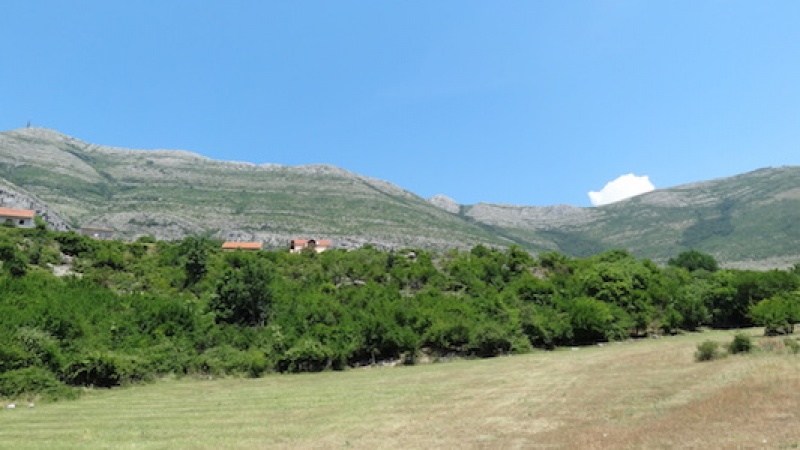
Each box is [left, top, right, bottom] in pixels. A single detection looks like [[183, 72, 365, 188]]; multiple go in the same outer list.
[[594, 167, 800, 268], [2, 127, 800, 268], [463, 167, 800, 268], [0, 128, 505, 249]]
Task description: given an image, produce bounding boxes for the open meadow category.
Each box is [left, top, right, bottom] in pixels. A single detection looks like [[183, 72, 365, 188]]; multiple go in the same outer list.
[[2, 328, 799, 449]]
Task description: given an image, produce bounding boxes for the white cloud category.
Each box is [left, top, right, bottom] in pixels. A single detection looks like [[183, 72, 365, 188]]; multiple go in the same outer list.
[[588, 174, 655, 206]]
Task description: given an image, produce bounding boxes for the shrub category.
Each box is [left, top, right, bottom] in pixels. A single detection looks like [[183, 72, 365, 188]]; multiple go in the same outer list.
[[30, 242, 61, 266], [695, 340, 720, 362], [784, 338, 800, 354], [749, 295, 799, 336], [16, 327, 64, 370], [561, 297, 618, 345], [520, 305, 572, 349], [1, 250, 28, 277], [279, 338, 333, 373], [192, 345, 268, 377], [54, 232, 97, 257], [0, 367, 77, 401], [62, 352, 150, 388], [144, 340, 194, 375], [668, 250, 719, 272], [93, 247, 125, 270], [422, 320, 471, 353], [468, 323, 515, 357], [0, 337, 34, 373], [728, 333, 753, 354]]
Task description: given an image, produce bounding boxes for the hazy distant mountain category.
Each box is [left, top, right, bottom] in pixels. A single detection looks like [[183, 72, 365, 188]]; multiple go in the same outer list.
[[2, 127, 799, 269], [461, 167, 800, 269]]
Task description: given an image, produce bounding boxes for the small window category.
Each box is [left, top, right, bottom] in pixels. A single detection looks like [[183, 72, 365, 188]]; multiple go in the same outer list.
[[19, 219, 25, 225]]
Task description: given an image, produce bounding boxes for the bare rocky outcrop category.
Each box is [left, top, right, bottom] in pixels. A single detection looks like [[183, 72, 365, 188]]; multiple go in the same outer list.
[[428, 194, 461, 214], [464, 203, 602, 229], [0, 180, 70, 231]]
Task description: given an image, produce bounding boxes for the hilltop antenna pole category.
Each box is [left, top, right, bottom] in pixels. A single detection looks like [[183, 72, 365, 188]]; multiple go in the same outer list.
[[27, 120, 31, 128]]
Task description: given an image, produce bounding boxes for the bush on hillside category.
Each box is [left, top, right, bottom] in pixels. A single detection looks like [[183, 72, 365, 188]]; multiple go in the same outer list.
[[728, 333, 753, 354], [16, 327, 65, 372], [54, 232, 97, 257], [668, 250, 719, 273], [695, 340, 720, 362], [0, 367, 77, 401], [279, 338, 333, 373], [749, 295, 799, 336], [783, 338, 800, 354], [61, 352, 150, 388], [191, 345, 269, 377]]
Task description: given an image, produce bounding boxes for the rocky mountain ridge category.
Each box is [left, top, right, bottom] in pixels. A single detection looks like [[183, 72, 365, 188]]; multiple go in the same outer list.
[[0, 128, 505, 249], [2, 127, 800, 269]]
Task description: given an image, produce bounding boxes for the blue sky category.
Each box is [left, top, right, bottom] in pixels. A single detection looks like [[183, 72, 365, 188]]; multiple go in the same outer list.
[[3, 2, 800, 207]]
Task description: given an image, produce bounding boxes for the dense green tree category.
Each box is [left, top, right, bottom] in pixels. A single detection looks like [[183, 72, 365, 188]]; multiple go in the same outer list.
[[387, 249, 442, 292], [735, 270, 799, 304], [672, 282, 711, 331], [210, 255, 277, 327], [505, 245, 534, 278], [536, 251, 574, 276], [0, 242, 28, 277], [179, 236, 213, 287], [749, 293, 800, 335], [710, 269, 800, 328], [444, 251, 489, 294], [704, 270, 740, 328], [576, 253, 657, 334], [509, 272, 555, 306], [520, 304, 572, 348], [668, 250, 719, 272], [54, 232, 97, 257], [560, 297, 626, 344]]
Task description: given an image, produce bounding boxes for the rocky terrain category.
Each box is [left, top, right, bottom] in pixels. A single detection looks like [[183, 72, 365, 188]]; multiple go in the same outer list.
[[0, 178, 69, 231], [0, 128, 504, 249], [2, 127, 800, 268]]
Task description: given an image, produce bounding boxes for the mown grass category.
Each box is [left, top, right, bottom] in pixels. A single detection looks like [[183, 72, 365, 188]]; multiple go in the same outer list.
[[2, 328, 799, 449]]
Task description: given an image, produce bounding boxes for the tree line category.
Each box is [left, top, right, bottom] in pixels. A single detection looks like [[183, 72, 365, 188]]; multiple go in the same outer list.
[[1, 225, 798, 399]]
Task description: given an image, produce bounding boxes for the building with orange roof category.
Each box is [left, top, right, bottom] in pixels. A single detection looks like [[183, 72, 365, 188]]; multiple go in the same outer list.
[[221, 241, 263, 251], [289, 238, 332, 253], [0, 207, 35, 229]]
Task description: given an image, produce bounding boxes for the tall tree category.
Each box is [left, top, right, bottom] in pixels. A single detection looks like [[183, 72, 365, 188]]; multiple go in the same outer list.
[[210, 255, 276, 326], [179, 237, 212, 287], [668, 250, 719, 273]]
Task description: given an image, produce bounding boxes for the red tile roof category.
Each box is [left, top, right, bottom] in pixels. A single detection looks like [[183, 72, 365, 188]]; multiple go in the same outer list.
[[289, 238, 333, 254], [221, 241, 263, 250], [291, 239, 332, 246], [0, 207, 35, 219]]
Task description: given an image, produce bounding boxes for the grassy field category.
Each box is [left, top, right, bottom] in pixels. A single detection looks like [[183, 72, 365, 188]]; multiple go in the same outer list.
[[2, 328, 799, 449]]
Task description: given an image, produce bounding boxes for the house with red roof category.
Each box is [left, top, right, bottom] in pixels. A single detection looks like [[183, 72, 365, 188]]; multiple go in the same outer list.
[[0, 207, 35, 229], [221, 241, 263, 251], [290, 239, 332, 254]]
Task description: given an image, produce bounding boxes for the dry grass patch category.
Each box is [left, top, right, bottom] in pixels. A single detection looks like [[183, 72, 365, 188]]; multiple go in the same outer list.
[[1, 329, 799, 449], [550, 354, 800, 449]]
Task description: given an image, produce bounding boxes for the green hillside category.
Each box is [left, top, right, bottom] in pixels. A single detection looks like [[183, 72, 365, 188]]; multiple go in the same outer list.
[[2, 127, 800, 267], [461, 167, 800, 268], [579, 167, 800, 267], [0, 128, 505, 249]]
